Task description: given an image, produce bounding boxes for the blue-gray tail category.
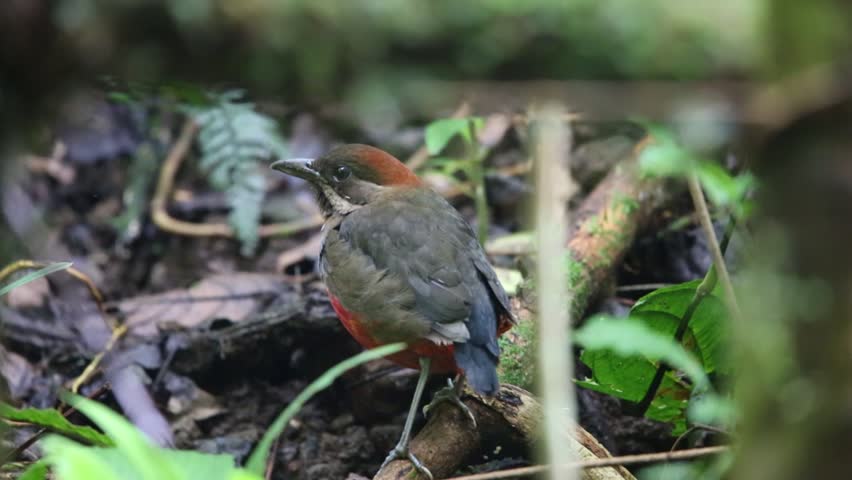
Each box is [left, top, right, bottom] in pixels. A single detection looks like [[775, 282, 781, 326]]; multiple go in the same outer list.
[[453, 287, 500, 396]]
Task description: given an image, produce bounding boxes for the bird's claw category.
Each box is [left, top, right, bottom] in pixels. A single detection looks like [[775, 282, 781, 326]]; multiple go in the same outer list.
[[423, 378, 477, 427], [380, 443, 434, 480]]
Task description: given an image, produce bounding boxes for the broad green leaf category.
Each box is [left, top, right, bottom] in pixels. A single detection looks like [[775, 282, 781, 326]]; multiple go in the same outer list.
[[0, 404, 112, 447], [83, 448, 241, 480], [229, 470, 264, 480], [425, 117, 483, 154], [42, 436, 122, 480], [246, 343, 407, 474], [638, 140, 694, 177], [0, 262, 72, 297], [43, 395, 251, 480], [576, 314, 713, 434], [577, 348, 690, 433], [61, 394, 178, 480], [18, 460, 48, 480], [632, 280, 728, 373], [576, 316, 709, 390]]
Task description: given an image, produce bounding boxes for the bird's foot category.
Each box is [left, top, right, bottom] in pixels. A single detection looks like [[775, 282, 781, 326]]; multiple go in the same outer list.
[[380, 443, 433, 480], [423, 378, 477, 427]]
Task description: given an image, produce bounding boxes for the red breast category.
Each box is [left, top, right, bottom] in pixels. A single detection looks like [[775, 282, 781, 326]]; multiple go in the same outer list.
[[330, 293, 460, 373], [330, 292, 513, 374]]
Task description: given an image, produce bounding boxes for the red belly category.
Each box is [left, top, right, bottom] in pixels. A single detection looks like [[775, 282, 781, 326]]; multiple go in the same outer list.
[[329, 294, 460, 373]]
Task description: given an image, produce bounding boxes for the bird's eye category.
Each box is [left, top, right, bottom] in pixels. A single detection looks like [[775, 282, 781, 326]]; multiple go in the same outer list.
[[332, 165, 351, 182]]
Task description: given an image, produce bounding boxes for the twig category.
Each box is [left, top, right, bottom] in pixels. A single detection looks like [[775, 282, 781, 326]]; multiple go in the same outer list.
[[686, 174, 741, 320], [0, 261, 107, 320], [670, 424, 730, 453], [0, 260, 129, 399], [69, 324, 128, 393], [406, 102, 471, 170], [264, 435, 282, 480], [633, 217, 737, 415], [1, 384, 111, 464], [443, 446, 729, 480], [151, 119, 323, 239], [615, 283, 672, 292]]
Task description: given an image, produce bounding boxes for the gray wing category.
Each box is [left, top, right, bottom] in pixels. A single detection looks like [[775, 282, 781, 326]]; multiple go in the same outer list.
[[338, 189, 489, 344]]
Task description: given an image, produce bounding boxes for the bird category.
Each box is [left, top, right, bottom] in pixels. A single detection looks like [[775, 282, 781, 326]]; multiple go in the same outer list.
[[271, 144, 515, 479]]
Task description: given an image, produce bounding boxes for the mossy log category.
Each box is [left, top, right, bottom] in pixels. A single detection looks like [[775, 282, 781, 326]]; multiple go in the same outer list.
[[498, 133, 678, 389], [374, 383, 635, 480]]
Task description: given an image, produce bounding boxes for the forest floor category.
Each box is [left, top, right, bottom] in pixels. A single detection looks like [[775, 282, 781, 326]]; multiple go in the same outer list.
[[0, 95, 724, 479]]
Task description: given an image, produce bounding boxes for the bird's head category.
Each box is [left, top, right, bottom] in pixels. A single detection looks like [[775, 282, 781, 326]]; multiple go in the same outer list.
[[271, 144, 422, 217]]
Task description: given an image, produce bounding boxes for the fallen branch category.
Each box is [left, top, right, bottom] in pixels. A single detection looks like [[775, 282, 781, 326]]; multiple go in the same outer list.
[[374, 384, 636, 480]]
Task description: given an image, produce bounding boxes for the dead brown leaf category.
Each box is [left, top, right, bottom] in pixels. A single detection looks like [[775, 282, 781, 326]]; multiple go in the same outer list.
[[116, 273, 286, 337]]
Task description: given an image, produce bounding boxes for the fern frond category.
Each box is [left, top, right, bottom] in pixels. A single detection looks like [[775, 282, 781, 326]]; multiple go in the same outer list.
[[185, 91, 287, 255]]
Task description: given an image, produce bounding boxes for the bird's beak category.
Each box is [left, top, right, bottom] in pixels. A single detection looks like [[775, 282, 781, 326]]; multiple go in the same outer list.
[[270, 158, 322, 184]]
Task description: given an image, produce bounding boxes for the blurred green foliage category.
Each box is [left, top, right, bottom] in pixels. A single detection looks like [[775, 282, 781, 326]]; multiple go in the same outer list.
[[575, 279, 730, 434], [424, 116, 491, 243], [15, 344, 406, 480]]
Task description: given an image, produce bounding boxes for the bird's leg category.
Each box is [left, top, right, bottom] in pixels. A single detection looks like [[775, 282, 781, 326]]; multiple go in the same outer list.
[[379, 357, 433, 480], [422, 373, 476, 427]]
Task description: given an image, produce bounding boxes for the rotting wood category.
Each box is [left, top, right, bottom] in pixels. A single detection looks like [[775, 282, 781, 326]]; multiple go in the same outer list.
[[374, 384, 636, 480]]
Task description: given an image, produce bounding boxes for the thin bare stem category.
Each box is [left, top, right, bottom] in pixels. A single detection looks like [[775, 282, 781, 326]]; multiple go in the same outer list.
[[634, 217, 737, 416], [444, 445, 729, 480], [687, 173, 741, 320], [532, 105, 576, 480]]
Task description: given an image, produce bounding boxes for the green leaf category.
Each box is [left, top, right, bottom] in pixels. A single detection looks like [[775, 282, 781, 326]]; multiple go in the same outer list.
[[60, 394, 178, 480], [0, 404, 112, 446], [424, 117, 483, 154], [638, 139, 694, 177], [42, 395, 258, 480], [632, 280, 728, 373], [18, 460, 48, 480], [42, 435, 251, 480], [0, 262, 72, 297], [86, 448, 243, 480], [638, 123, 755, 216], [696, 163, 755, 212], [576, 316, 709, 390], [229, 470, 265, 480], [42, 436, 122, 480], [245, 342, 407, 474], [577, 347, 690, 432]]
